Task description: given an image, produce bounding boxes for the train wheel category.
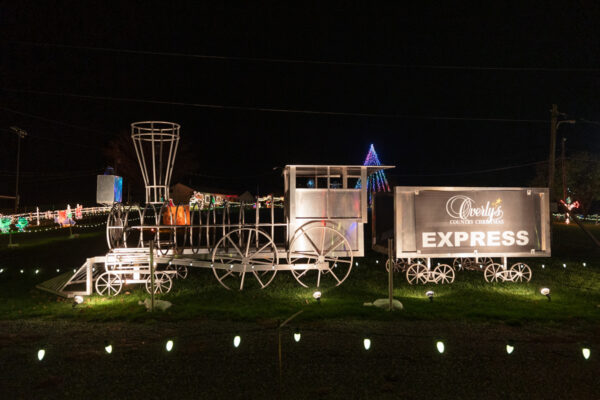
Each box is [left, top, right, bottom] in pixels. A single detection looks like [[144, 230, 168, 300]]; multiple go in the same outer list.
[[406, 263, 428, 285], [510, 262, 532, 282], [484, 263, 505, 283], [145, 272, 173, 294], [95, 271, 123, 296], [288, 223, 353, 288]]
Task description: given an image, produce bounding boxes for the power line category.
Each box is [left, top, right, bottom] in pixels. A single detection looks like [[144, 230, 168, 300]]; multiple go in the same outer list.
[[0, 105, 113, 136], [389, 160, 547, 177], [1, 88, 549, 123], [6, 40, 600, 73]]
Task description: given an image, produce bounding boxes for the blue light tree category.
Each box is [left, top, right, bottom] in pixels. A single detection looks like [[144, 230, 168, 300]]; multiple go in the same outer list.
[[356, 144, 390, 204]]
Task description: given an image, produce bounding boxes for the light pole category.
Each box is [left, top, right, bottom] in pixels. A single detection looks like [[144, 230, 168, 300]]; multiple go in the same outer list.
[[547, 105, 575, 195], [9, 126, 28, 213]]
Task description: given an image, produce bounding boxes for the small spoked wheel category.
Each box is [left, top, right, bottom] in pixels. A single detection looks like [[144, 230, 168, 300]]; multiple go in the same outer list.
[[484, 263, 506, 283], [452, 258, 471, 271], [434, 264, 455, 284], [145, 272, 173, 294], [385, 259, 403, 273], [288, 223, 353, 288], [212, 228, 278, 290], [510, 262, 532, 282], [474, 257, 494, 269], [95, 271, 123, 296], [406, 263, 429, 285], [167, 264, 189, 279]]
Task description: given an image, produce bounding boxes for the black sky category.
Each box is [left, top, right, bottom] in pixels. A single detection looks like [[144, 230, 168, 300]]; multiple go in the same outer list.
[[1, 1, 599, 208]]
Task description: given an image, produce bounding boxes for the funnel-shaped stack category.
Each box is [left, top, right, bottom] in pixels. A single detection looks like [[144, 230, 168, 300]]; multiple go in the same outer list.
[[131, 121, 180, 204]]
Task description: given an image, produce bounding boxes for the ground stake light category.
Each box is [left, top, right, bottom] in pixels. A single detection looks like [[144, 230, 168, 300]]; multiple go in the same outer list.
[[540, 288, 551, 301], [506, 343, 514, 354], [582, 347, 590, 360], [426, 290, 435, 302], [313, 291, 322, 303], [436, 341, 445, 354]]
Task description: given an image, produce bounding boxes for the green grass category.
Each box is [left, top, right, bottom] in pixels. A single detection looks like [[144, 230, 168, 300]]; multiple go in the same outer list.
[[0, 222, 599, 324]]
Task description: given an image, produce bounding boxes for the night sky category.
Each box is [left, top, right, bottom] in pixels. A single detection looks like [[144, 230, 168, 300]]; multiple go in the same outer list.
[[1, 2, 599, 208]]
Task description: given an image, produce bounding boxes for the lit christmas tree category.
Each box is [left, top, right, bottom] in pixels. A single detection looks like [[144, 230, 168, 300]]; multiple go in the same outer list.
[[356, 144, 390, 204]]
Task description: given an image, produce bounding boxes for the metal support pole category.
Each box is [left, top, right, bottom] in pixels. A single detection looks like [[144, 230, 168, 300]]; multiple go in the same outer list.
[[15, 132, 21, 213], [388, 238, 393, 312], [561, 137, 567, 201], [86, 259, 92, 295], [149, 239, 155, 312]]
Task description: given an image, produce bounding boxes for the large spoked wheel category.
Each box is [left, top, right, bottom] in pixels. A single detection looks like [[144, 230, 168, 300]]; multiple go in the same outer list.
[[484, 263, 506, 283], [510, 262, 532, 282], [166, 265, 189, 279], [211, 228, 278, 290], [406, 263, 429, 285], [288, 223, 353, 288], [95, 271, 123, 296], [434, 264, 455, 284], [145, 272, 173, 294], [106, 203, 129, 249]]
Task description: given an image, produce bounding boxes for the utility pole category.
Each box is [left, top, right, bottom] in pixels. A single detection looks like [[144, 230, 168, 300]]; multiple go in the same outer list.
[[561, 137, 567, 201], [548, 104, 558, 193], [9, 127, 28, 213]]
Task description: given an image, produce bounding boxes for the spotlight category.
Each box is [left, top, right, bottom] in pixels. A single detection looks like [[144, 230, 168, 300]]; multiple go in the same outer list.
[[233, 335, 241, 348], [426, 291, 435, 302], [540, 288, 551, 301], [73, 295, 84, 308], [165, 340, 174, 352], [293, 329, 301, 343], [363, 338, 371, 350], [37, 349, 45, 361], [313, 291, 322, 303], [436, 341, 445, 354], [582, 347, 591, 360], [506, 343, 515, 354]]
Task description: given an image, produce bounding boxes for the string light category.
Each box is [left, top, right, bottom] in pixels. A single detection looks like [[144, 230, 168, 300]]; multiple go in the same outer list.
[[355, 144, 390, 204]]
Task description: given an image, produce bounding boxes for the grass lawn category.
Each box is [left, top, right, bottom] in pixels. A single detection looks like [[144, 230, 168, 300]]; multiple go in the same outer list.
[[0, 221, 599, 325]]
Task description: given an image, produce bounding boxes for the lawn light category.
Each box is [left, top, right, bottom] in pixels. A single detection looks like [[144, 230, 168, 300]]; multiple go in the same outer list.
[[293, 329, 301, 343], [20, 269, 24, 274], [35, 269, 39, 274], [562, 263, 566, 268], [73, 295, 84, 308], [426, 290, 435, 302], [104, 341, 113, 354], [376, 260, 379, 264], [583, 262, 586, 267], [313, 291, 322, 303], [582, 347, 591, 360], [363, 338, 371, 350], [165, 339, 174, 352], [506, 343, 515, 355], [355, 262, 358, 266], [56, 268, 60, 273], [0, 268, 3, 273], [542, 264, 545, 269], [436, 341, 445, 354], [37, 349, 45, 361], [233, 335, 241, 348], [540, 288, 551, 301]]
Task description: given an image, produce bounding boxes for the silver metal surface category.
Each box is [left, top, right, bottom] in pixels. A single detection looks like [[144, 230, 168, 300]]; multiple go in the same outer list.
[[393, 186, 551, 259]]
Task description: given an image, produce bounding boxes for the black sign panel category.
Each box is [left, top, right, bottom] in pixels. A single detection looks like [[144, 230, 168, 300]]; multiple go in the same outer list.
[[414, 190, 539, 254]]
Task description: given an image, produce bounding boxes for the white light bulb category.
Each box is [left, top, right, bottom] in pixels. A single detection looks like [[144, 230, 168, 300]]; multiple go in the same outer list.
[[233, 335, 241, 348], [37, 349, 45, 361], [375, 260, 379, 264], [506, 344, 514, 354], [436, 341, 445, 354], [105, 344, 113, 354], [363, 338, 371, 350], [165, 340, 174, 352], [293, 332, 301, 342], [582, 347, 591, 360]]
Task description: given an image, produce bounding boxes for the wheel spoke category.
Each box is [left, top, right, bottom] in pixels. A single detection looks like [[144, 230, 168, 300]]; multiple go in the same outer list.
[[249, 242, 272, 258], [323, 237, 345, 257], [225, 235, 245, 258]]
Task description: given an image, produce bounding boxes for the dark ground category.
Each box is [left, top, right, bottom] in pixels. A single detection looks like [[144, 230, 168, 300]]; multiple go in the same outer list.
[[0, 318, 597, 399]]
